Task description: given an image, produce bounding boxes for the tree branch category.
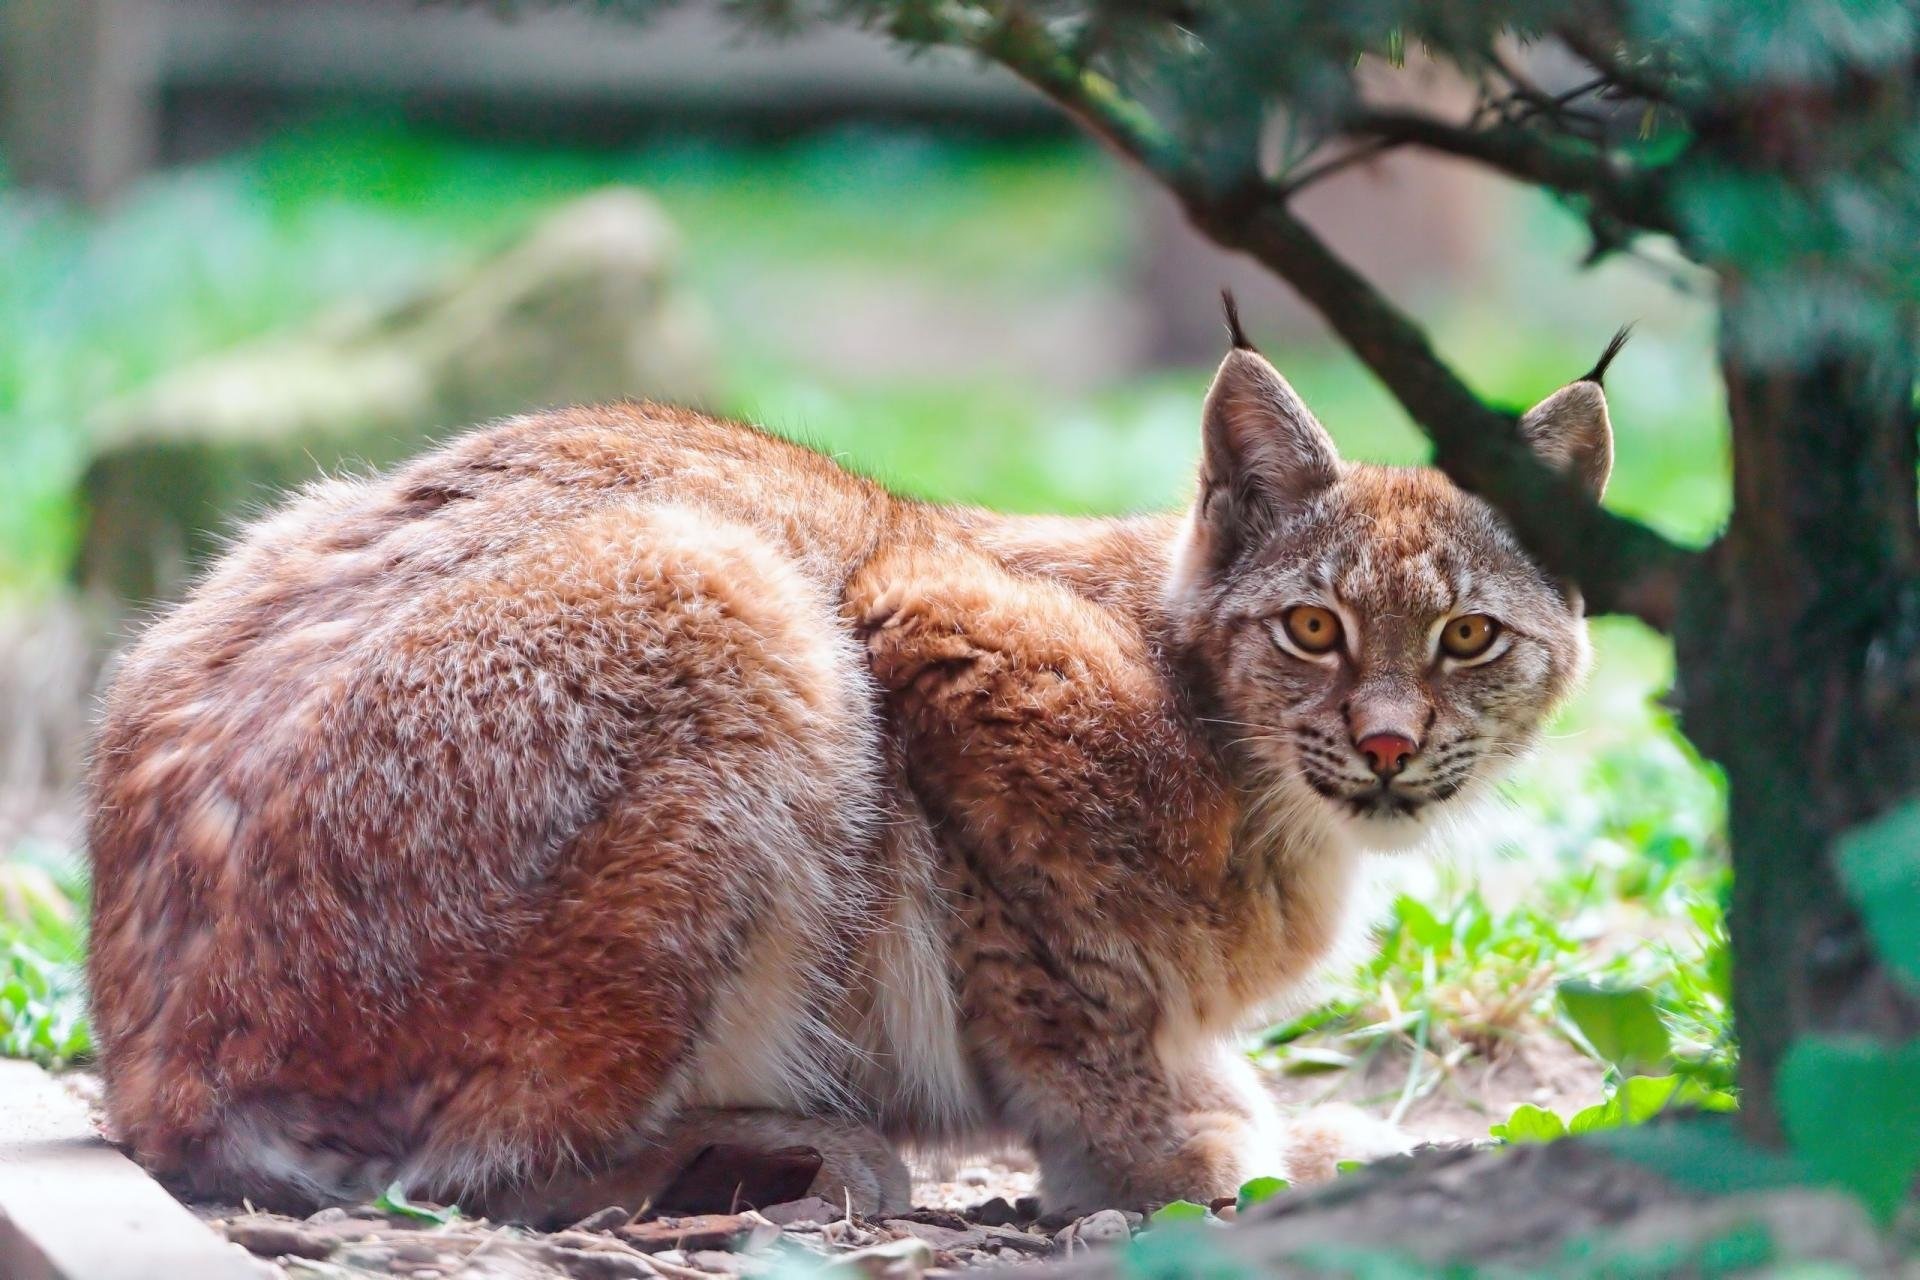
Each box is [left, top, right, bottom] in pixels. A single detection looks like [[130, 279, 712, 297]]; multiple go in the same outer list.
[[1555, 22, 1688, 108], [1345, 108, 1676, 235], [938, 7, 1695, 629]]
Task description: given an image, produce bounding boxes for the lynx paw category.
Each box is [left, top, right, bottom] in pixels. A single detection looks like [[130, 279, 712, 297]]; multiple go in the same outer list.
[[1282, 1104, 1413, 1183]]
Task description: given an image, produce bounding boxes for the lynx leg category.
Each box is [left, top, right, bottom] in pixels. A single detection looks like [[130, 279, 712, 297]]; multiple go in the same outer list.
[[851, 550, 1277, 1210], [1001, 1029, 1283, 1213]]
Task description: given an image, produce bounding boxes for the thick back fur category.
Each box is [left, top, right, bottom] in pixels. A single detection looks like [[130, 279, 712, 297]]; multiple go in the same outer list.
[[88, 332, 1615, 1218]]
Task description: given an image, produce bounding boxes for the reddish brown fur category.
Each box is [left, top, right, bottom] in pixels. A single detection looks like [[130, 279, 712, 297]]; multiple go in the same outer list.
[[88, 339, 1613, 1219]]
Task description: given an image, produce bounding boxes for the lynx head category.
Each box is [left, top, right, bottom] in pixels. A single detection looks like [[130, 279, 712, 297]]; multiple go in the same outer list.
[[1169, 297, 1622, 849]]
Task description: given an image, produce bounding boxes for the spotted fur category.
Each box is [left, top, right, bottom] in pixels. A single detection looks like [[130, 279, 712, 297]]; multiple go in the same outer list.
[[87, 329, 1614, 1220]]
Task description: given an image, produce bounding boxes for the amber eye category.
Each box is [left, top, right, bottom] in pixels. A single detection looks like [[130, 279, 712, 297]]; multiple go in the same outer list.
[[1281, 605, 1343, 655], [1440, 614, 1501, 660]]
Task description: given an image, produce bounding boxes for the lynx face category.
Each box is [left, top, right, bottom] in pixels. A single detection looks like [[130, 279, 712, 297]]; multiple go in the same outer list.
[[1170, 319, 1616, 847]]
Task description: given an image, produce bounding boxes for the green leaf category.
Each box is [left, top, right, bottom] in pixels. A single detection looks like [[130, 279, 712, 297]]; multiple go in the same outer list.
[[1235, 1176, 1288, 1213], [1569, 1075, 1682, 1134], [373, 1182, 461, 1225], [1393, 896, 1449, 950], [1335, 1160, 1366, 1175], [1146, 1199, 1210, 1227], [1558, 981, 1672, 1074], [1489, 1103, 1567, 1144], [1835, 800, 1920, 994], [1778, 1035, 1920, 1222]]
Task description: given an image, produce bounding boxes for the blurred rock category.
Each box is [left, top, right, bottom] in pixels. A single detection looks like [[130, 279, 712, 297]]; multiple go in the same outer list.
[[79, 187, 713, 607], [0, 597, 103, 846]]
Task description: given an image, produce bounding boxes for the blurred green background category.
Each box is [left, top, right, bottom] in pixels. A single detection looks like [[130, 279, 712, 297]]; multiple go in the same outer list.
[[0, 23, 1734, 1135]]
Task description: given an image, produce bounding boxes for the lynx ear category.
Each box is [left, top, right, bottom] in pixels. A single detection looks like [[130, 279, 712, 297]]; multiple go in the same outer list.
[[1518, 327, 1627, 500], [1188, 294, 1340, 573]]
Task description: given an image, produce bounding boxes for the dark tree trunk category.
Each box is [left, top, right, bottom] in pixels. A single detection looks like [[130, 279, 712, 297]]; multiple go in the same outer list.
[[1675, 284, 1920, 1136]]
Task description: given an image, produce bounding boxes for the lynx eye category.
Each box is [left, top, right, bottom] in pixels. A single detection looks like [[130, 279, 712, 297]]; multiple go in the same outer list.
[[1440, 613, 1501, 660], [1281, 605, 1343, 655]]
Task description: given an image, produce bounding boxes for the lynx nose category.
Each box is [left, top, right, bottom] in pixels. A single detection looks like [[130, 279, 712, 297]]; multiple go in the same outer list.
[[1357, 732, 1417, 780]]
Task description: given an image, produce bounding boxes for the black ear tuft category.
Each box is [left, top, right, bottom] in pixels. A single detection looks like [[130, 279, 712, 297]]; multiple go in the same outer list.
[[1221, 288, 1255, 351], [1581, 324, 1634, 386]]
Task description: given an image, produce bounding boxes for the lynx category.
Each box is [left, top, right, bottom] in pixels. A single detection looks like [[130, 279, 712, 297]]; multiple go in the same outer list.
[[87, 300, 1619, 1223]]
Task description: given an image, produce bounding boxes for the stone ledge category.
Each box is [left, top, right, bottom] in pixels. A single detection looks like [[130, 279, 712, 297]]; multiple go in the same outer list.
[[0, 1060, 270, 1280]]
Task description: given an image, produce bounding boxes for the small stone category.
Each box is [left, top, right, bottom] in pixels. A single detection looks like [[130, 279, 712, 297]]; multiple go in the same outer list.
[[882, 1220, 983, 1250], [337, 1244, 399, 1268], [1072, 1209, 1132, 1246], [837, 1236, 935, 1279], [1213, 1203, 1237, 1222], [620, 1212, 756, 1253], [957, 1166, 993, 1187], [225, 1217, 337, 1260], [569, 1206, 634, 1233], [968, 1197, 1023, 1227], [760, 1196, 843, 1227], [537, 1245, 658, 1280], [687, 1249, 768, 1275], [392, 1239, 447, 1263], [819, 1219, 876, 1247], [889, 1208, 972, 1232], [306, 1207, 351, 1225], [973, 1225, 1052, 1255], [1014, 1197, 1043, 1220]]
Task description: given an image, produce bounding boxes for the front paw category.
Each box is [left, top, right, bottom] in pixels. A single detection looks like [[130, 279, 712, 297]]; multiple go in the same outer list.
[[1159, 1111, 1277, 1204], [1282, 1104, 1411, 1183], [1041, 1112, 1273, 1213]]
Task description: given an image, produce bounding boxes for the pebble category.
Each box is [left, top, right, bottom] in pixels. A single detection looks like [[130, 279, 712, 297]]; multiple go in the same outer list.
[[837, 1236, 936, 1279], [687, 1249, 767, 1274], [391, 1238, 448, 1263], [569, 1205, 632, 1233], [536, 1244, 658, 1280], [1070, 1209, 1132, 1247], [619, 1212, 756, 1253], [224, 1218, 337, 1260], [760, 1196, 843, 1227], [336, 1243, 400, 1268], [884, 1220, 983, 1250], [956, 1166, 992, 1187]]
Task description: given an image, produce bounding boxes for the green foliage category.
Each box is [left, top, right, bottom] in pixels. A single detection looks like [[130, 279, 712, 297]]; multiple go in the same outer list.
[[1146, 1200, 1211, 1228], [1120, 1225, 1254, 1280], [1557, 981, 1672, 1077], [1234, 1176, 1289, 1212], [0, 122, 1130, 598], [1489, 1103, 1571, 1144], [0, 843, 89, 1067], [1777, 1035, 1920, 1223], [1751, 799, 1920, 1223], [1834, 799, 1920, 994], [1491, 1075, 1735, 1145], [373, 1182, 462, 1225]]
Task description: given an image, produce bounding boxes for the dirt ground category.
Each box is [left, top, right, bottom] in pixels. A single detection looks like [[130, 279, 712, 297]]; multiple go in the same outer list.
[[59, 1036, 1614, 1279]]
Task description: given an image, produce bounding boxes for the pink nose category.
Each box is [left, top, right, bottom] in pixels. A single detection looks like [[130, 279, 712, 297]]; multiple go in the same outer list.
[[1357, 732, 1417, 779]]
